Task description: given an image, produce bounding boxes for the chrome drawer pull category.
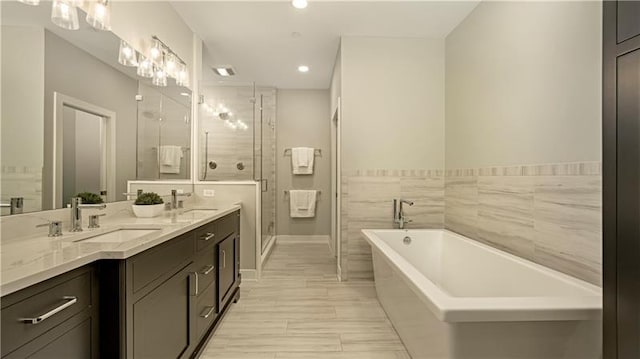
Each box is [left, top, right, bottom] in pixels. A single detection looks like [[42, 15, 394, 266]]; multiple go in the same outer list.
[[200, 232, 215, 241], [201, 265, 215, 275], [20, 296, 77, 324], [200, 306, 215, 319]]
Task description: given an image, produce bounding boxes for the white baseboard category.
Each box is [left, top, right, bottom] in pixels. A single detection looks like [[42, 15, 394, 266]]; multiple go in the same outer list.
[[261, 236, 277, 267], [276, 235, 331, 244], [240, 269, 257, 282]]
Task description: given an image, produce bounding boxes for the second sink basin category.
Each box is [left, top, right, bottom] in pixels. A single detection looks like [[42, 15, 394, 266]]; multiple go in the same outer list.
[[75, 228, 160, 243]]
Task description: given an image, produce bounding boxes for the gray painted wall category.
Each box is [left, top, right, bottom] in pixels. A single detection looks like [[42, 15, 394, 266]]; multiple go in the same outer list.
[[341, 36, 445, 171], [276, 89, 331, 236], [42, 30, 138, 209], [445, 1, 602, 169]]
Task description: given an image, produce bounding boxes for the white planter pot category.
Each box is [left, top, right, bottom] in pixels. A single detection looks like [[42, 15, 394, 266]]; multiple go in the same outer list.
[[132, 203, 165, 218]]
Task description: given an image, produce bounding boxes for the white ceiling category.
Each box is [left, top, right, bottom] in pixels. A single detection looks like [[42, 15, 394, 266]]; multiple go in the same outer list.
[[171, 1, 480, 89]]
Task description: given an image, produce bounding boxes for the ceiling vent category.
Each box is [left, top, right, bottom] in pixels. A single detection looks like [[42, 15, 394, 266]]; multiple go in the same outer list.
[[212, 67, 235, 77]]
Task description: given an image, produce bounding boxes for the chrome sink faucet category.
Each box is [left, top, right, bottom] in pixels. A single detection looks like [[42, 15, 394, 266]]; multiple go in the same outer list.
[[171, 189, 192, 210], [393, 199, 414, 229], [70, 197, 106, 232]]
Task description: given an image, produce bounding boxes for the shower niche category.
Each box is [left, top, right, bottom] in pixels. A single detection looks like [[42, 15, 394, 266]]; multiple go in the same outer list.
[[136, 83, 192, 180], [199, 82, 277, 252]]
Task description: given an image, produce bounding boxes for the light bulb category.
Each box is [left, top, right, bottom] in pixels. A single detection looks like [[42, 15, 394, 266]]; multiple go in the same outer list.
[[176, 63, 189, 87], [118, 40, 138, 67], [51, 0, 79, 30], [136, 55, 153, 78], [152, 66, 167, 87], [149, 39, 163, 65], [165, 53, 178, 78], [86, 0, 111, 31]]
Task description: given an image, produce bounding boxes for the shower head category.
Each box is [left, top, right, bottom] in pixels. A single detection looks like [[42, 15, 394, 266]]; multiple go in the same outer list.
[[218, 112, 230, 120]]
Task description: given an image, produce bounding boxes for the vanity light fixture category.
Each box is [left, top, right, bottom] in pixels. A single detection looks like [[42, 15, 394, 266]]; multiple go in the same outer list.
[[137, 55, 154, 78], [212, 67, 235, 77], [86, 0, 111, 31], [118, 40, 138, 67], [51, 0, 79, 30], [292, 0, 308, 9], [17, 0, 40, 5], [298, 65, 310, 73]]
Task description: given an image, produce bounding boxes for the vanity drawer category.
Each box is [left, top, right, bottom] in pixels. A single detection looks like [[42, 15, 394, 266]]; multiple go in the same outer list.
[[216, 211, 240, 243], [1, 268, 93, 357], [130, 231, 194, 293], [195, 245, 216, 294], [195, 221, 217, 252], [195, 282, 217, 339]]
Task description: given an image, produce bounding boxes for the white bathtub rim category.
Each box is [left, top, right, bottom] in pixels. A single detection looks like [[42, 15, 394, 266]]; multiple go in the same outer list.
[[362, 228, 602, 323]]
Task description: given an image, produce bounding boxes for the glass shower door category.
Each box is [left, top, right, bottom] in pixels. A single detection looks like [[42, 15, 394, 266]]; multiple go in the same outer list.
[[258, 89, 277, 252]]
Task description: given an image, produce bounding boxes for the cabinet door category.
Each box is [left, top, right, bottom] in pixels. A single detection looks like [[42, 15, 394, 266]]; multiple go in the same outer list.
[[616, 47, 640, 359], [132, 264, 195, 359], [618, 1, 640, 43], [218, 235, 235, 308]]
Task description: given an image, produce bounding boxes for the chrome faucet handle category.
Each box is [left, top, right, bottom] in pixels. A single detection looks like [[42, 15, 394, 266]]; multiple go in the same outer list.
[[36, 221, 63, 237], [88, 214, 106, 229]]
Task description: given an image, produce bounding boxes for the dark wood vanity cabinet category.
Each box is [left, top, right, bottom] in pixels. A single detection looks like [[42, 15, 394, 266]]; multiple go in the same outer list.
[[118, 209, 241, 359], [1, 266, 99, 359], [1, 210, 241, 359]]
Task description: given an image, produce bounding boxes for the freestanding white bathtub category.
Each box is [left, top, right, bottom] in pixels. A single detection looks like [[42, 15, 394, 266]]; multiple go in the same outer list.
[[362, 229, 602, 359]]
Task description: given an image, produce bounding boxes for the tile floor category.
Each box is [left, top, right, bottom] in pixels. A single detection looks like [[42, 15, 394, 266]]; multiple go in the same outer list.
[[200, 240, 411, 358]]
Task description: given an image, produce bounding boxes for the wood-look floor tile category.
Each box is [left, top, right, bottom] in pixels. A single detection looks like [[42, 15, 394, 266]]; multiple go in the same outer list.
[[200, 241, 410, 358], [340, 333, 406, 352], [286, 319, 396, 335], [276, 351, 410, 359], [211, 334, 342, 353]]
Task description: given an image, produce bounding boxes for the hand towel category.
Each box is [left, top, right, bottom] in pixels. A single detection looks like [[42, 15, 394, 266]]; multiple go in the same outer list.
[[291, 147, 315, 175], [159, 145, 183, 174], [289, 190, 317, 218]]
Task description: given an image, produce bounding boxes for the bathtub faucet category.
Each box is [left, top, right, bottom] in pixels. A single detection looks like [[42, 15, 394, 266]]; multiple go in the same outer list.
[[393, 199, 414, 229]]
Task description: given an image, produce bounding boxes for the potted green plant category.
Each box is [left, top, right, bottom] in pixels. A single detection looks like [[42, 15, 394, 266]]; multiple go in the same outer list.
[[131, 192, 164, 218], [76, 192, 104, 204]]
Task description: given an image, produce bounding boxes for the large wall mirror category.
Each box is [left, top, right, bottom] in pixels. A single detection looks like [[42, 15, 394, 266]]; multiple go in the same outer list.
[[1, 1, 192, 216]]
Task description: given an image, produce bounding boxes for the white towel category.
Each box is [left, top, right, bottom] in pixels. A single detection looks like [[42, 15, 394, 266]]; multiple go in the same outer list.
[[291, 147, 315, 175], [289, 190, 317, 218], [159, 145, 183, 174]]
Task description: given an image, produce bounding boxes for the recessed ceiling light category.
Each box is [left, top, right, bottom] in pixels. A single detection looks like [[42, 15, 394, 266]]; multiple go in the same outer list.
[[180, 92, 190, 97], [212, 67, 235, 77], [298, 65, 310, 73], [292, 0, 307, 9]]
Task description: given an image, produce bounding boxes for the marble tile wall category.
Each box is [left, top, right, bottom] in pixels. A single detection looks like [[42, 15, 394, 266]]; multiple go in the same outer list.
[[341, 170, 444, 280], [445, 161, 602, 285]]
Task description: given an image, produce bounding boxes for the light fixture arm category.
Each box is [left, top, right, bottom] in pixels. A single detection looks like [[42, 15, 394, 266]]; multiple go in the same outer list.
[[151, 35, 187, 67]]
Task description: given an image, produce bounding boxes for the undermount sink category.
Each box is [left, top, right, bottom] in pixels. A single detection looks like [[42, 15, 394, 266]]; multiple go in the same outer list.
[[74, 228, 160, 243]]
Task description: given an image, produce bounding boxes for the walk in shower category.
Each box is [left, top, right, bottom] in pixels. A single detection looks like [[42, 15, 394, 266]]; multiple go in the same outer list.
[[199, 82, 276, 252], [136, 82, 192, 180]]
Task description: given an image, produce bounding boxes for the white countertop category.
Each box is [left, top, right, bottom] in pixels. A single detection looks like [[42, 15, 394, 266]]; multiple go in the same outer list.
[[0, 204, 241, 296]]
